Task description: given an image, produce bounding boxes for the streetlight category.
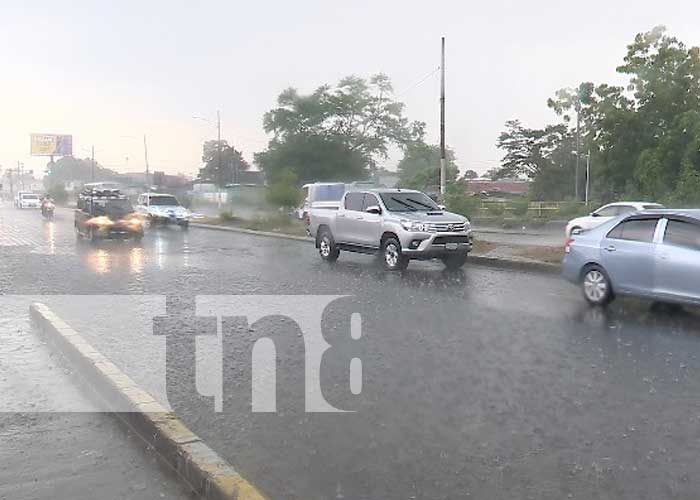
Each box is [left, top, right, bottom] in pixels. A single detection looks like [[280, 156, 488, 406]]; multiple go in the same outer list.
[[193, 111, 223, 208], [121, 135, 150, 187], [80, 146, 103, 182]]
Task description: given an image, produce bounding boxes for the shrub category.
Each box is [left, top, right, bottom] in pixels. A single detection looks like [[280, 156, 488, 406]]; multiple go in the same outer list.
[[511, 197, 530, 217], [266, 169, 301, 209], [219, 209, 236, 221], [486, 203, 505, 217], [556, 200, 588, 219], [445, 190, 481, 218]]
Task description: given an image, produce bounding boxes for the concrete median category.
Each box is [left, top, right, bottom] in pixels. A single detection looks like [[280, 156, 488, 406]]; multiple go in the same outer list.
[[190, 221, 561, 274], [29, 302, 266, 500]]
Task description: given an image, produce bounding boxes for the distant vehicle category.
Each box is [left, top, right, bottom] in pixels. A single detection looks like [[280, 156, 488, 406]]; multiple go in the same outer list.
[[74, 188, 144, 241], [566, 201, 664, 237], [296, 183, 346, 220], [562, 209, 700, 306], [136, 193, 190, 229], [309, 188, 472, 271], [15, 192, 41, 209]]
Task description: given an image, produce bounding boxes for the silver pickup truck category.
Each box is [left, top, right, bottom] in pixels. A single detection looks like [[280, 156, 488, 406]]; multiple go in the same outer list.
[[309, 188, 472, 270]]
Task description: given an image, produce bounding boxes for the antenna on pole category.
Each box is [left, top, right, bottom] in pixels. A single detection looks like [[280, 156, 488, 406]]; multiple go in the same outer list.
[[439, 37, 446, 199]]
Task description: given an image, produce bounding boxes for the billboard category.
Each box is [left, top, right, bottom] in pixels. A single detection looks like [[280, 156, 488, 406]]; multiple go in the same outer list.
[[30, 134, 73, 156]]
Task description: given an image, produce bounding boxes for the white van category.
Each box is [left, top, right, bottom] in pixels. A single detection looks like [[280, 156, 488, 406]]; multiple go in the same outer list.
[[15, 192, 41, 209], [296, 183, 347, 220]]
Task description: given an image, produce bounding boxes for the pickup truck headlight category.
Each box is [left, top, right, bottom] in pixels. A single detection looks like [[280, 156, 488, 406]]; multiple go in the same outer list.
[[400, 220, 428, 232]]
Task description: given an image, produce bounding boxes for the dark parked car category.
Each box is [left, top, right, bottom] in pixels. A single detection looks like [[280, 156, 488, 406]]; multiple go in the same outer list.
[[562, 209, 700, 306]]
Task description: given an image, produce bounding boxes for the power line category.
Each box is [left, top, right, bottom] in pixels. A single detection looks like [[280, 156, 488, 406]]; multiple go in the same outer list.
[[396, 66, 441, 97]]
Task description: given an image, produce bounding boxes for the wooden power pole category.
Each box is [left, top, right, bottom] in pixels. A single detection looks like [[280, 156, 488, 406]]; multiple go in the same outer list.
[[439, 37, 446, 199]]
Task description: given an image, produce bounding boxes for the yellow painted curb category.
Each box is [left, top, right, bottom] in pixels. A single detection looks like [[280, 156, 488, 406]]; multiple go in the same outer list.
[[29, 303, 266, 500]]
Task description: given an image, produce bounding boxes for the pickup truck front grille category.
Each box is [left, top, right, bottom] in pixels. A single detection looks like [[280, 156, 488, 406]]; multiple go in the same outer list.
[[426, 222, 467, 233], [433, 235, 472, 245]]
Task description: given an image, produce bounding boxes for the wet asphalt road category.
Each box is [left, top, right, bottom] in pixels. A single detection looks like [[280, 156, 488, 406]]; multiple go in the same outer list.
[[3, 204, 700, 500]]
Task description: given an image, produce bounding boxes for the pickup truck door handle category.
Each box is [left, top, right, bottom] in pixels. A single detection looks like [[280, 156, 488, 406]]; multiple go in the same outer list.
[[355, 216, 364, 221], [604, 245, 616, 253], [337, 213, 345, 218]]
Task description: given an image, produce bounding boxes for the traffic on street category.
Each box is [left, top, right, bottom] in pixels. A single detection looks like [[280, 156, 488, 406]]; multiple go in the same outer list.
[[3, 201, 700, 499], [4, 5, 700, 499]]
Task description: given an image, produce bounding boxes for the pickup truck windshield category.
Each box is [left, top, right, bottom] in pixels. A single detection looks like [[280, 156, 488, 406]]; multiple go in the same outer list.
[[21, 194, 39, 200], [380, 192, 440, 212], [150, 196, 180, 206]]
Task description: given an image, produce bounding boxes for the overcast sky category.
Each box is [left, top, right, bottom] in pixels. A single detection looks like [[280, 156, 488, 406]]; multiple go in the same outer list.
[[1, 0, 698, 178]]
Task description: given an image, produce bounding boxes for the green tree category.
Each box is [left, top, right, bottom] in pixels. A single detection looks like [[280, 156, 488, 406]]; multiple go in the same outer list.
[[549, 26, 700, 201], [396, 141, 458, 190], [462, 169, 478, 180], [256, 135, 367, 184], [266, 169, 302, 209], [44, 156, 120, 183], [495, 120, 568, 179], [256, 74, 425, 183], [198, 140, 250, 187]]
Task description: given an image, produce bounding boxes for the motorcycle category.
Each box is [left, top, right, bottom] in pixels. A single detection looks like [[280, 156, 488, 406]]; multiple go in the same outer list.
[[41, 201, 55, 221]]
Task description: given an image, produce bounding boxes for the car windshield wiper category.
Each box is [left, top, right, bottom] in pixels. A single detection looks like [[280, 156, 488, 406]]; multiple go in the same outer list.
[[389, 197, 418, 211], [405, 197, 435, 210]]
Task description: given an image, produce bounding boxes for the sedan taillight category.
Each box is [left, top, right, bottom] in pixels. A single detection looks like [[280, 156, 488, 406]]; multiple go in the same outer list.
[[564, 238, 574, 254]]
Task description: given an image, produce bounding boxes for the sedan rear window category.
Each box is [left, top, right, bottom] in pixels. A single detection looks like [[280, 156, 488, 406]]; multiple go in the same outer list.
[[664, 220, 700, 251], [607, 218, 658, 243]]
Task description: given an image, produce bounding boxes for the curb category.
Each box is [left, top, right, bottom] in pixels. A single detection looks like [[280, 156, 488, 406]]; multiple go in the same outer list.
[[29, 303, 266, 500], [468, 255, 560, 275], [190, 222, 311, 243], [190, 222, 561, 274]]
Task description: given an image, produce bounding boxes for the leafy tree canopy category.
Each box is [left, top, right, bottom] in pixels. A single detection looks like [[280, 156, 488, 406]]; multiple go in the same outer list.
[[396, 141, 458, 190], [498, 26, 700, 204], [198, 140, 251, 187], [257, 74, 425, 184], [45, 156, 120, 183]]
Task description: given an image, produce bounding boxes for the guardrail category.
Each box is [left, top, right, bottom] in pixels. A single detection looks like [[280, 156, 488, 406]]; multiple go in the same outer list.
[[477, 200, 587, 217]]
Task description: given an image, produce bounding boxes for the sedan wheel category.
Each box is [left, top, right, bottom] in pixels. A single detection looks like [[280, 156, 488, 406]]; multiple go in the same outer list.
[[582, 266, 613, 305]]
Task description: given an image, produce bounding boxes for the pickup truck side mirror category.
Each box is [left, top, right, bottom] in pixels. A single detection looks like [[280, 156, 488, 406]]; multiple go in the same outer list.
[[438, 204, 446, 211], [590, 212, 599, 217], [365, 205, 382, 215]]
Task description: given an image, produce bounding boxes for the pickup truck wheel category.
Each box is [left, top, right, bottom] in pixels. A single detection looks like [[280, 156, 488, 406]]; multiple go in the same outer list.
[[442, 252, 467, 270], [382, 237, 409, 271], [318, 230, 339, 262]]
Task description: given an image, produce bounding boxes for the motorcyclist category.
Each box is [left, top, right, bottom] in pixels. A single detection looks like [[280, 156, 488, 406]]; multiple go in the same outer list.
[[41, 195, 55, 218]]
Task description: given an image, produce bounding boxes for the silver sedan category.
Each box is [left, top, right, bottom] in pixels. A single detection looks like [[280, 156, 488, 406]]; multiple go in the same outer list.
[[562, 210, 700, 306]]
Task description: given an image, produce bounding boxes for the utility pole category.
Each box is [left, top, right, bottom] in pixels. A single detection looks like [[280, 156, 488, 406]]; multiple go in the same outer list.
[[439, 37, 446, 200], [91, 145, 95, 181], [143, 134, 150, 188], [18, 161, 24, 190], [574, 98, 581, 201], [217, 110, 222, 208], [585, 150, 591, 207]]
